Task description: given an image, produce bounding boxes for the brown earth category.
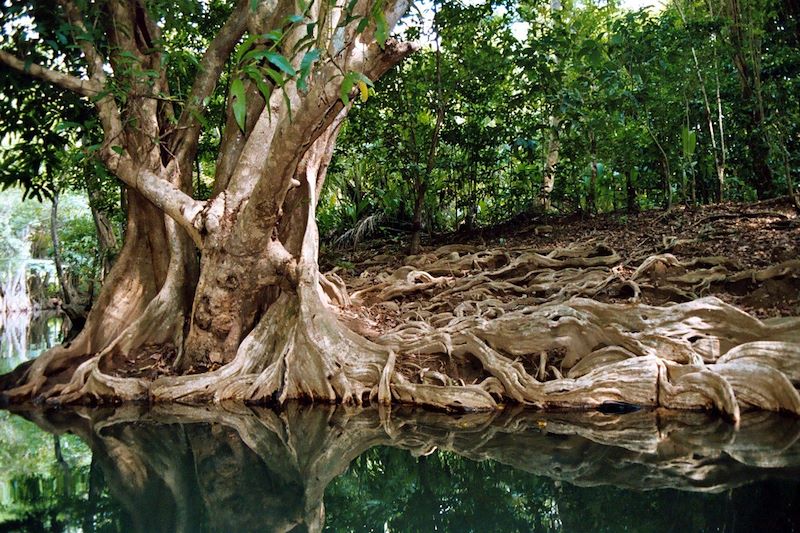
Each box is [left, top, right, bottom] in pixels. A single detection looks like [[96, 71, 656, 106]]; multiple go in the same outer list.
[[324, 199, 800, 339]]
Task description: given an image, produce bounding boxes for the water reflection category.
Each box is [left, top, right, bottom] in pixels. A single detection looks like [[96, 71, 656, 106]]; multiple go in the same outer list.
[[0, 313, 63, 374], [2, 405, 800, 532]]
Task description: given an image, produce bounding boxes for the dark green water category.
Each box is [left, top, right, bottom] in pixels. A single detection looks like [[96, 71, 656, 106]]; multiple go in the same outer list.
[[1, 405, 799, 532]]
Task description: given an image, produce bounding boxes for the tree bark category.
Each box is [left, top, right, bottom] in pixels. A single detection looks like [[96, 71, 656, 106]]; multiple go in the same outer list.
[[588, 132, 597, 213], [409, 179, 427, 255], [409, 14, 445, 256], [626, 170, 637, 214]]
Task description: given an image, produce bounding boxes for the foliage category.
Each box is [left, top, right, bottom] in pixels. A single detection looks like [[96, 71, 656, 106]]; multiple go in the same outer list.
[[325, 446, 563, 532], [0, 188, 102, 298], [320, 0, 800, 244]]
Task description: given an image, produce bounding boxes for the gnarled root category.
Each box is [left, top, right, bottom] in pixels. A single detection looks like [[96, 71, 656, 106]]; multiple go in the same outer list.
[[5, 233, 800, 422], [363, 240, 800, 420], [149, 270, 390, 405]]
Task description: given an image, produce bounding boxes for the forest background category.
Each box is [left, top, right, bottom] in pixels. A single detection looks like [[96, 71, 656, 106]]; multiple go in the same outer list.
[[2, 0, 797, 303]]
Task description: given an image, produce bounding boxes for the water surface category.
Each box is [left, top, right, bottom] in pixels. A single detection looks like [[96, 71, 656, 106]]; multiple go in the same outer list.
[[1, 404, 799, 532], [0, 313, 63, 374]]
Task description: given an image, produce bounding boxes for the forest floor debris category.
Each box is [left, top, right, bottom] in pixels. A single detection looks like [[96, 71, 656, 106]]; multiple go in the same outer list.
[[326, 199, 800, 334]]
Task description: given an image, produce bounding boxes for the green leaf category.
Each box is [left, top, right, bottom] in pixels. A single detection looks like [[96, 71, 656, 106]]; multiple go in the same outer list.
[[263, 29, 283, 42], [285, 14, 304, 24], [374, 11, 389, 46], [189, 108, 209, 128], [587, 47, 604, 67], [281, 86, 293, 122], [242, 49, 269, 63], [297, 48, 320, 91], [681, 127, 696, 157], [355, 17, 370, 34], [231, 78, 247, 132], [300, 48, 320, 73], [111, 145, 124, 155], [340, 72, 356, 106], [354, 72, 373, 87], [681, 127, 689, 155], [265, 67, 285, 86], [292, 33, 317, 55], [265, 51, 296, 76], [244, 66, 273, 106], [55, 121, 81, 132], [235, 34, 259, 64], [250, 0, 259, 11]]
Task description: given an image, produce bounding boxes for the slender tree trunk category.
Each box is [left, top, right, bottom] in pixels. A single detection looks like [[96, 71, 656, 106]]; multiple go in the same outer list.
[[409, 13, 444, 255], [714, 59, 727, 201], [409, 177, 426, 255], [778, 136, 800, 211], [676, 0, 724, 203], [541, 0, 562, 212], [634, 84, 672, 210], [725, 0, 773, 198], [626, 170, 637, 214], [542, 116, 559, 212], [588, 132, 597, 213], [50, 189, 73, 306]]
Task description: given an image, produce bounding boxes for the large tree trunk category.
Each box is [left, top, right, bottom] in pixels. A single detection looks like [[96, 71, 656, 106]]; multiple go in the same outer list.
[[0, 0, 415, 405], [409, 178, 426, 255]]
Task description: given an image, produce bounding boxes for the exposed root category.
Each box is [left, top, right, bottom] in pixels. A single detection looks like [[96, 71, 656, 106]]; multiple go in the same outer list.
[[362, 240, 800, 421], [4, 212, 800, 422]]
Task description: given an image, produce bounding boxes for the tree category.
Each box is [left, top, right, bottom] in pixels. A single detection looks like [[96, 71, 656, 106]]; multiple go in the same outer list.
[[1, 0, 416, 403], [2, 0, 799, 418]]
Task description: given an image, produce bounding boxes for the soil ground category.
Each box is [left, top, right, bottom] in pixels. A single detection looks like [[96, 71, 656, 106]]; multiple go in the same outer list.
[[323, 199, 800, 339]]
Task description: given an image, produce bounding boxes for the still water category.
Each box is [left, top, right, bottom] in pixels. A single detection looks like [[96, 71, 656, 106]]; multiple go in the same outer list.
[[2, 315, 800, 532], [1, 403, 799, 532], [0, 313, 63, 375]]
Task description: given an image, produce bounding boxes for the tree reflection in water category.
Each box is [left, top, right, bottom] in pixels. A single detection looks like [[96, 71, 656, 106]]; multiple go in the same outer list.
[[2, 405, 800, 532]]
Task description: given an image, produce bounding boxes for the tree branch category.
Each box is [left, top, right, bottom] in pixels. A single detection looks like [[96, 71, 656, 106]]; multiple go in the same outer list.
[[108, 155, 207, 247], [58, 0, 107, 84], [57, 0, 123, 140], [0, 50, 102, 97], [169, 0, 252, 170]]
